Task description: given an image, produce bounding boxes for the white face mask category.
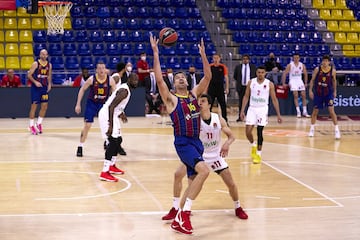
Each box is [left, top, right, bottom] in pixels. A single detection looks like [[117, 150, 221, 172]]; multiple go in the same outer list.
[[141, 56, 146, 61], [126, 66, 132, 72], [167, 73, 173, 79]]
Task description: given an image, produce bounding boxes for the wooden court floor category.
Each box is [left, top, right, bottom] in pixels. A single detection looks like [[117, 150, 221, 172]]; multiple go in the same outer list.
[[0, 113, 359, 240]]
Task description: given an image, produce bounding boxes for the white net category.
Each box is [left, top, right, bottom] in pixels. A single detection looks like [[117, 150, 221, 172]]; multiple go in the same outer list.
[[42, 2, 73, 35]]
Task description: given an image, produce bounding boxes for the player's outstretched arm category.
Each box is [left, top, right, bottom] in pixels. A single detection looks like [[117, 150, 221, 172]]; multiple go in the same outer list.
[[193, 38, 212, 97], [75, 76, 93, 114]]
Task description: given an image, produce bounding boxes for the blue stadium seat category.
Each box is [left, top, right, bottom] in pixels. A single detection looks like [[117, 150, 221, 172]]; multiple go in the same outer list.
[[107, 43, 121, 55], [103, 30, 116, 42], [310, 32, 323, 43], [52, 73, 66, 85], [127, 19, 139, 30], [278, 19, 291, 30], [298, 32, 310, 43], [33, 30, 47, 43], [268, 19, 279, 30], [273, 31, 285, 43], [239, 44, 251, 54], [286, 32, 298, 43], [131, 31, 144, 42], [273, 8, 284, 19], [117, 31, 130, 42], [154, 19, 165, 30], [227, 19, 239, 30], [75, 30, 88, 42], [167, 57, 181, 70], [47, 34, 62, 42], [108, 0, 121, 6], [253, 44, 266, 55], [163, 8, 175, 18], [49, 43, 62, 56], [90, 31, 103, 42], [306, 45, 320, 55], [134, 43, 147, 55], [65, 57, 80, 70], [94, 56, 108, 66], [179, 19, 193, 30], [86, 18, 98, 29], [180, 56, 192, 69], [249, 31, 262, 43], [120, 43, 132, 55], [293, 44, 305, 55], [188, 7, 200, 17], [108, 56, 121, 69], [51, 56, 64, 70], [285, 9, 297, 20], [80, 56, 94, 69], [291, 20, 304, 31], [233, 31, 246, 43], [141, 19, 152, 30], [99, 18, 112, 29], [34, 43, 47, 56], [72, 18, 85, 30], [280, 44, 291, 55], [62, 30, 75, 42], [152, 8, 163, 18], [192, 19, 205, 30], [254, 19, 266, 30], [304, 20, 315, 31], [161, 45, 176, 55], [175, 8, 188, 18], [167, 19, 180, 30], [113, 18, 125, 29], [111, 7, 123, 18], [198, 31, 212, 42], [63, 43, 77, 56], [123, 7, 137, 18], [92, 43, 106, 56], [176, 43, 189, 55], [148, 0, 160, 7], [78, 43, 91, 56], [97, 6, 111, 18], [70, 6, 83, 17], [267, 44, 279, 53], [184, 31, 197, 42], [83, 6, 96, 17], [318, 45, 330, 55], [138, 7, 150, 18]]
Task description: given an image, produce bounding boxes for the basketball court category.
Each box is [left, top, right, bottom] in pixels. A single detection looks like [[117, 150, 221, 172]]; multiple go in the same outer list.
[[0, 113, 359, 239]]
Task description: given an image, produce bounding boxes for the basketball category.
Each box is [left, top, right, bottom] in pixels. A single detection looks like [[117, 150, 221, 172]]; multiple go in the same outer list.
[[159, 27, 178, 47]]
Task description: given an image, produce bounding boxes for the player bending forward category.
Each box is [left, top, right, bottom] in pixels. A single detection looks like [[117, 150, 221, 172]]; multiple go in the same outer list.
[[162, 94, 248, 222]]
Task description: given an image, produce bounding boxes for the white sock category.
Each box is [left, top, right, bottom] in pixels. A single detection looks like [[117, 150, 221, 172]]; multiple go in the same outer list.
[[303, 106, 307, 113], [173, 197, 180, 210], [296, 106, 300, 113], [29, 119, 35, 127], [257, 150, 262, 156], [335, 125, 339, 131], [79, 143, 84, 147], [102, 160, 111, 172], [234, 200, 241, 209], [310, 124, 315, 130], [111, 156, 117, 166], [251, 142, 257, 147], [183, 198, 193, 211], [37, 117, 43, 124]]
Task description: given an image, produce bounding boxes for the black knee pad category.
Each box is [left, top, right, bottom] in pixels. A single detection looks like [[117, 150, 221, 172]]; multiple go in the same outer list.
[[105, 136, 118, 160], [257, 126, 264, 146]]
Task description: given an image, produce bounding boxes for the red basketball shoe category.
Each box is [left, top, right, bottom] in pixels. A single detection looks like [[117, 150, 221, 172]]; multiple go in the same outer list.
[[235, 207, 248, 219], [162, 207, 178, 220], [109, 165, 125, 175], [30, 126, 37, 135], [99, 171, 118, 182], [36, 123, 43, 134], [171, 210, 193, 234]]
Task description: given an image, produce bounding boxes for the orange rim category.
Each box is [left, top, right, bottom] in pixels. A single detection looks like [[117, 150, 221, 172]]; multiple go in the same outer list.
[[38, 1, 72, 6]]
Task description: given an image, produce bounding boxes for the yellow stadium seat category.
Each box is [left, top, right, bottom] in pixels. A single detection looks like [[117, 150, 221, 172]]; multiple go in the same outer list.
[[327, 20, 339, 31], [351, 21, 360, 31], [339, 21, 351, 32], [20, 43, 34, 55], [331, 9, 343, 20], [343, 10, 355, 20], [5, 43, 19, 55], [0, 10, 3, 17], [347, 32, 359, 44], [335, 32, 347, 43], [4, 18, 17, 29], [5, 30, 19, 42], [19, 30, 33, 42], [0, 44, 4, 55], [324, 0, 335, 8], [6, 57, 20, 70], [0, 19, 3, 29], [32, 18, 45, 29], [21, 56, 34, 69], [320, 9, 331, 19], [0, 57, 5, 70], [355, 45, 360, 53], [0, 32, 4, 42], [3, 10, 17, 17], [313, 0, 324, 8], [336, 0, 347, 9], [63, 18, 72, 29], [343, 44, 354, 51], [18, 18, 31, 29], [17, 7, 28, 17]]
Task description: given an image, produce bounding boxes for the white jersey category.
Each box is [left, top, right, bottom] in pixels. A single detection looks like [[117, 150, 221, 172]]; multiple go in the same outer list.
[[103, 83, 130, 116], [200, 113, 222, 159], [249, 78, 270, 108], [289, 61, 304, 81]]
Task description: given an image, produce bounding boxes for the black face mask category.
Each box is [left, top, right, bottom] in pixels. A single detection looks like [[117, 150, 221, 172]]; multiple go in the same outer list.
[[270, 57, 275, 61], [189, 72, 195, 74]]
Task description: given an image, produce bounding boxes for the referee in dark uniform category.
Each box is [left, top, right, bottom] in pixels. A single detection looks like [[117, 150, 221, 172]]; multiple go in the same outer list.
[[208, 53, 229, 122]]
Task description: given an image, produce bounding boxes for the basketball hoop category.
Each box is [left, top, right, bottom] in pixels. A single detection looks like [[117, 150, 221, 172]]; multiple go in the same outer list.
[[38, 1, 73, 35]]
